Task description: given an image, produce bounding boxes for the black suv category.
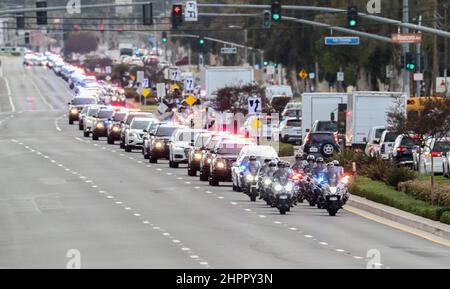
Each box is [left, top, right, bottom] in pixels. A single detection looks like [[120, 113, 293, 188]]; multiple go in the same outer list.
[[209, 139, 254, 186], [148, 124, 180, 164], [68, 97, 97, 125], [301, 132, 340, 158]]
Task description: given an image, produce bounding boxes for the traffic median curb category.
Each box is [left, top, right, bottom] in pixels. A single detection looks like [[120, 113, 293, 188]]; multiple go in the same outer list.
[[347, 194, 450, 241]]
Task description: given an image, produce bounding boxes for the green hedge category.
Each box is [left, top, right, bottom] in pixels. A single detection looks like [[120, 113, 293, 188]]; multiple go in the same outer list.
[[350, 177, 450, 222], [398, 180, 450, 207], [279, 143, 294, 157], [440, 211, 450, 225]]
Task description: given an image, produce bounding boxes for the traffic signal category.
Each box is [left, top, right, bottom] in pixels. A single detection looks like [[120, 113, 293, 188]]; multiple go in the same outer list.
[[16, 14, 25, 29], [36, 1, 47, 25], [263, 60, 269, 67], [162, 32, 168, 43], [24, 32, 30, 44], [263, 10, 271, 28], [199, 36, 205, 45], [143, 3, 153, 26], [405, 52, 416, 71], [171, 4, 183, 29], [347, 6, 358, 28], [271, 1, 281, 22]]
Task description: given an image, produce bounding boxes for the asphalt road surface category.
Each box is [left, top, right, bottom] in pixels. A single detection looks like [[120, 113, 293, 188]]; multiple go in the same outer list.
[[0, 57, 449, 269]]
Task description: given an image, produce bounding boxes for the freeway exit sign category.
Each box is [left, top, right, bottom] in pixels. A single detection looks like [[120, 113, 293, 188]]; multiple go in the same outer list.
[[325, 36, 360, 46]]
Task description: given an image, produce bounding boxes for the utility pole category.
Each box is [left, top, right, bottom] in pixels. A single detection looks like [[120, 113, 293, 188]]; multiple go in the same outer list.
[[444, 3, 448, 97], [416, 15, 422, 97], [403, 0, 410, 98], [432, 0, 439, 95]]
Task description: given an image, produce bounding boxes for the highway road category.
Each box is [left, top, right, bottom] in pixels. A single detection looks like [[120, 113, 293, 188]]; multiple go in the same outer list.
[[0, 57, 449, 269]]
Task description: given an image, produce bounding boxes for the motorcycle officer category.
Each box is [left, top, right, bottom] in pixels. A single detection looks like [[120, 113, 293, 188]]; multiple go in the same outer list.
[[273, 161, 292, 183], [313, 157, 328, 178], [303, 155, 317, 175], [327, 160, 345, 185], [247, 155, 261, 174], [292, 154, 307, 171], [260, 158, 274, 176]]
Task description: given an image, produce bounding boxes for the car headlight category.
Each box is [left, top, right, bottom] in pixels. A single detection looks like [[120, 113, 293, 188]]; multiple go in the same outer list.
[[194, 153, 202, 160], [274, 183, 283, 192], [216, 161, 226, 169], [70, 108, 78, 114]]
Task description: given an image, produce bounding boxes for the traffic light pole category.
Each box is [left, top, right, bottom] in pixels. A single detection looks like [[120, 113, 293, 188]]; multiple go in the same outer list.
[[198, 3, 450, 39], [403, 0, 410, 98]]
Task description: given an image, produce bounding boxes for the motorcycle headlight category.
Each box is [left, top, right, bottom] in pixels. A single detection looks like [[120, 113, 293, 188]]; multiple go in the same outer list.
[[264, 178, 272, 186], [112, 126, 120, 132], [285, 182, 294, 191], [274, 183, 283, 192], [194, 153, 202, 160], [70, 108, 78, 114], [329, 187, 337, 194], [206, 158, 211, 164], [96, 122, 105, 129], [155, 141, 164, 149], [246, 174, 254, 182]]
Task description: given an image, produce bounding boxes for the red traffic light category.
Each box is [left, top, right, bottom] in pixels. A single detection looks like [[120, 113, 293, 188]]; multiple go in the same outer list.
[[99, 25, 105, 32], [73, 24, 79, 30], [117, 27, 124, 33], [173, 5, 182, 14]]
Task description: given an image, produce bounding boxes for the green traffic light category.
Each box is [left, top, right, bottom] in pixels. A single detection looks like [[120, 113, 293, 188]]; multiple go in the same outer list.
[[349, 19, 357, 27], [263, 61, 269, 67], [162, 38, 167, 43], [272, 14, 280, 21], [199, 39, 205, 45]]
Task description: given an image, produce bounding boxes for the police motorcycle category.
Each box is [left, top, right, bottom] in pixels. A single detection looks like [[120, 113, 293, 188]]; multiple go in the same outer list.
[[242, 156, 261, 202], [271, 162, 295, 215], [258, 161, 278, 206], [317, 161, 350, 216]]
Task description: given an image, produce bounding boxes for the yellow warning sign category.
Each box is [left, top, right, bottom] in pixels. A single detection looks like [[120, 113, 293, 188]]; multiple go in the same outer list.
[[142, 88, 150, 97], [298, 69, 308, 79], [250, 117, 263, 129], [186, 95, 197, 106]]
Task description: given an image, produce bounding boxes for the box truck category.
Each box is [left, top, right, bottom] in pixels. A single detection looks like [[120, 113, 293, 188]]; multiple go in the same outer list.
[[301, 93, 348, 138], [345, 91, 407, 148], [200, 66, 254, 99]]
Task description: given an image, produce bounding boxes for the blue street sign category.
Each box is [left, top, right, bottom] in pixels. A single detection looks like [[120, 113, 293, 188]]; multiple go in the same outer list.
[[325, 36, 360, 46]]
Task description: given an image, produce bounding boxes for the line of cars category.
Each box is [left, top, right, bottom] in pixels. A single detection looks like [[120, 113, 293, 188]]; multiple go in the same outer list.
[[364, 126, 450, 177], [64, 96, 350, 216]]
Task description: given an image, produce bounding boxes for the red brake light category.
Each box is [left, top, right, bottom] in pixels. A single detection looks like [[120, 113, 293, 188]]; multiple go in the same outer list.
[[381, 144, 385, 153], [431, 151, 442, 157], [397, 147, 407, 152]]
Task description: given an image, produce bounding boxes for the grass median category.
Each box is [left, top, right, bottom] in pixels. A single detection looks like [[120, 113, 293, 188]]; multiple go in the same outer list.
[[349, 176, 450, 224]]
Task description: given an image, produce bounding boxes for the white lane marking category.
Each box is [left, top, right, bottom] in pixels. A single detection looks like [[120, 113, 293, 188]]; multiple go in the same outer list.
[[258, 215, 266, 218], [353, 256, 364, 260], [319, 242, 328, 246], [133, 213, 141, 217], [54, 117, 62, 132], [4, 78, 15, 113], [172, 240, 181, 243], [230, 202, 237, 205], [29, 76, 55, 111], [190, 255, 199, 259], [289, 227, 298, 231], [244, 209, 252, 212], [304, 235, 313, 238], [336, 249, 345, 253], [217, 196, 224, 199], [181, 247, 190, 251]]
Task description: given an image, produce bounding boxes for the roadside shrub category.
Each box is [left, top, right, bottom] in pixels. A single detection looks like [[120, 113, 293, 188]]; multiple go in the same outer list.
[[360, 157, 393, 181], [332, 149, 373, 173], [350, 177, 447, 221], [279, 143, 294, 157], [384, 166, 417, 188], [398, 180, 450, 207], [440, 211, 450, 225]]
